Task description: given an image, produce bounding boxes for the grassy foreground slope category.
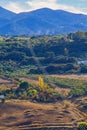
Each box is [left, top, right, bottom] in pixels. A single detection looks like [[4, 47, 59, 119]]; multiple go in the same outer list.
[[0, 75, 87, 130], [0, 99, 86, 130]]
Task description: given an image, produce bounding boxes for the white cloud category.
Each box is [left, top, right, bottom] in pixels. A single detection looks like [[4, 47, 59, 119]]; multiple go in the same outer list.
[[56, 4, 86, 14], [26, 0, 57, 10], [4, 2, 24, 13], [3, 0, 87, 14], [26, 0, 86, 14]]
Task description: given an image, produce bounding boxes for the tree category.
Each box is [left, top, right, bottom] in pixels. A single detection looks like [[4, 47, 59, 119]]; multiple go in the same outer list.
[[19, 81, 29, 90], [39, 76, 44, 89], [15, 81, 29, 97]]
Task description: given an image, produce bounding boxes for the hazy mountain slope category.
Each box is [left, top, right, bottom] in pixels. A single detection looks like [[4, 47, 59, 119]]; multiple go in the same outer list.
[[0, 7, 87, 35], [0, 15, 57, 35], [0, 7, 16, 28], [0, 6, 16, 19]]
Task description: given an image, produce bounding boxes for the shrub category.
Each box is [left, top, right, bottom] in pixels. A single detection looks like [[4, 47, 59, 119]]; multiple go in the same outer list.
[[19, 81, 29, 90], [83, 104, 87, 109], [78, 122, 87, 130]]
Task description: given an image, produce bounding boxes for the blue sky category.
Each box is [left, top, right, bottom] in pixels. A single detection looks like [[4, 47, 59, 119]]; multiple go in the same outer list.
[[0, 0, 87, 14]]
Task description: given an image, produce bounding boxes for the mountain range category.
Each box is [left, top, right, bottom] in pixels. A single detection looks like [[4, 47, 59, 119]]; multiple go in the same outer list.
[[0, 6, 87, 35]]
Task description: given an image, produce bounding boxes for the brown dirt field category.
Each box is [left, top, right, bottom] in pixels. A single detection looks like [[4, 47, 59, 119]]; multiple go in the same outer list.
[[51, 74, 87, 80], [55, 87, 70, 97], [0, 76, 18, 89], [0, 100, 87, 130], [20, 77, 39, 85]]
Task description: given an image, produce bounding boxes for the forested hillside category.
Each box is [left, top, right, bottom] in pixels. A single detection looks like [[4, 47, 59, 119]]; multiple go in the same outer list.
[[0, 31, 87, 77]]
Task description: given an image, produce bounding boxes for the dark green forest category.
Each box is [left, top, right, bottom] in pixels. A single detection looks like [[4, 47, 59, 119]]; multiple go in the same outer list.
[[0, 30, 87, 77]]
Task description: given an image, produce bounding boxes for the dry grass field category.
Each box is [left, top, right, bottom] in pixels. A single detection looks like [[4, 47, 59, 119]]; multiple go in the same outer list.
[[0, 76, 18, 89], [51, 74, 87, 80], [0, 99, 86, 130], [0, 75, 87, 130]]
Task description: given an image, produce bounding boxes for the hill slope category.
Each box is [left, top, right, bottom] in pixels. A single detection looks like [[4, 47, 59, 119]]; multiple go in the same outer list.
[[0, 7, 16, 28], [0, 7, 87, 35], [0, 99, 86, 130]]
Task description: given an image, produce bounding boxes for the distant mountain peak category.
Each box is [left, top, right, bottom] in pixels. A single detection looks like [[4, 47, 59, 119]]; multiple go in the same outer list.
[[0, 7, 87, 35], [0, 6, 16, 19], [35, 7, 53, 11], [28, 7, 54, 14]]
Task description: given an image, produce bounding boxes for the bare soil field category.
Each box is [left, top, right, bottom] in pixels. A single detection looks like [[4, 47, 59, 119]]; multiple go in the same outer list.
[[51, 74, 87, 80], [0, 99, 87, 130], [0, 76, 18, 89]]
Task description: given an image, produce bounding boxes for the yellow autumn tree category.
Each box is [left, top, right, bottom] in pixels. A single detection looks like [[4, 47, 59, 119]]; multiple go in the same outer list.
[[38, 76, 46, 90], [38, 76, 48, 102]]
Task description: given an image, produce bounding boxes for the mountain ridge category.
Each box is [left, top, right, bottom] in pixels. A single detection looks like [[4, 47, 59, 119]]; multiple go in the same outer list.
[[0, 7, 87, 35]]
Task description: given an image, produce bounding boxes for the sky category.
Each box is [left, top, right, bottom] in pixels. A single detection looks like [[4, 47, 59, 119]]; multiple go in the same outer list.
[[0, 0, 87, 14]]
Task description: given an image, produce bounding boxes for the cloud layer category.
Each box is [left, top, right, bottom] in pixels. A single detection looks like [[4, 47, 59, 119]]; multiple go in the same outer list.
[[0, 0, 87, 14]]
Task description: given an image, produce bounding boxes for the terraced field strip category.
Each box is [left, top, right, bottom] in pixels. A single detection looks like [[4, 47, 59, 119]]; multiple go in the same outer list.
[[17, 123, 77, 130], [69, 107, 86, 122], [17, 126, 77, 130]]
